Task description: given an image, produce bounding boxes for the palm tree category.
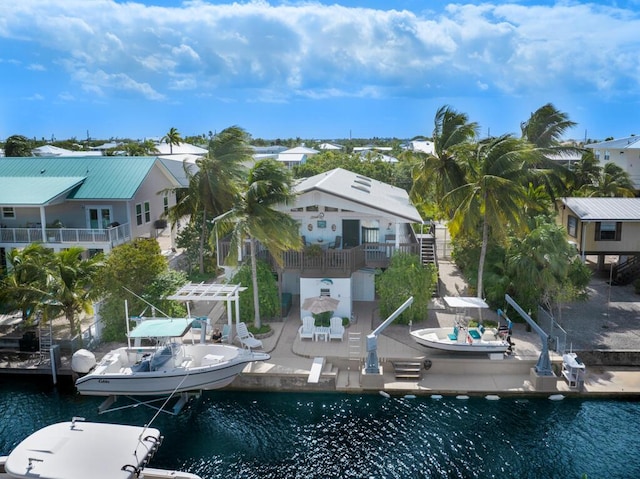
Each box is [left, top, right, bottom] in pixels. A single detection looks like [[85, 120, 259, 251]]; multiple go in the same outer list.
[[410, 105, 478, 215], [163, 126, 251, 274], [221, 159, 302, 328], [47, 247, 105, 336], [162, 127, 182, 154], [0, 244, 54, 323], [580, 162, 636, 197], [521, 103, 577, 149], [445, 135, 534, 298]]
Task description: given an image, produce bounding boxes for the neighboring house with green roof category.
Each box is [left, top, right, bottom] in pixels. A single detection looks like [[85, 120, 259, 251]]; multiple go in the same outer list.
[[0, 156, 184, 269]]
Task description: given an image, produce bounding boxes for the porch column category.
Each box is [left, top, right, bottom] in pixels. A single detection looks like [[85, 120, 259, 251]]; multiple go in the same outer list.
[[394, 222, 400, 249], [39, 207, 47, 240]]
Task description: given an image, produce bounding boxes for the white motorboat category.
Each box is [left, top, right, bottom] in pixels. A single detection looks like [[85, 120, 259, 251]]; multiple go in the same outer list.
[[410, 296, 511, 353], [74, 317, 269, 396], [410, 325, 510, 353], [0, 418, 201, 479]]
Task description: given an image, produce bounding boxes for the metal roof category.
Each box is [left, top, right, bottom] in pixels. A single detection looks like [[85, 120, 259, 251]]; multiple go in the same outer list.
[[294, 168, 423, 223], [0, 156, 159, 201], [584, 136, 640, 150], [0, 176, 85, 205], [562, 197, 640, 221]]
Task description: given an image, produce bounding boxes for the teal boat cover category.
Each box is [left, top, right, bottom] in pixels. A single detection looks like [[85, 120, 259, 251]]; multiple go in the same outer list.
[[129, 318, 193, 338]]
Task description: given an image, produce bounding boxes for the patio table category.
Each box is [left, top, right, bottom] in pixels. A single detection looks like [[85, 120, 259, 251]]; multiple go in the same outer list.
[[314, 326, 330, 342]]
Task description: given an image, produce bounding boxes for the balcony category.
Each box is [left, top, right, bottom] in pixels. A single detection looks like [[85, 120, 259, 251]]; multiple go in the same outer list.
[[0, 223, 131, 249], [218, 240, 419, 276]]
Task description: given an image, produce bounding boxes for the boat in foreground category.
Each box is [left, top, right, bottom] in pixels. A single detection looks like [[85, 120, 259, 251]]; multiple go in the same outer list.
[[74, 318, 270, 396], [410, 296, 511, 353], [0, 418, 201, 479]]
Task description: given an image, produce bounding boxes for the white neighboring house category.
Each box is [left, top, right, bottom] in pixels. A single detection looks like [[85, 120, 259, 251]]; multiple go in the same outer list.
[[217, 168, 428, 320], [33, 145, 102, 157], [318, 142, 343, 151], [276, 146, 319, 169], [155, 141, 208, 156], [404, 140, 435, 155], [584, 136, 640, 190]]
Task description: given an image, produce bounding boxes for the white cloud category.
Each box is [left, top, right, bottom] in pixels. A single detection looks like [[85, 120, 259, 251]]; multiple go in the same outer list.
[[2, 0, 640, 104]]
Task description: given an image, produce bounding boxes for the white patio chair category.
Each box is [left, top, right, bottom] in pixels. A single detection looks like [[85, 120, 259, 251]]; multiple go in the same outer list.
[[329, 317, 345, 341], [235, 322, 263, 350], [299, 316, 316, 340]]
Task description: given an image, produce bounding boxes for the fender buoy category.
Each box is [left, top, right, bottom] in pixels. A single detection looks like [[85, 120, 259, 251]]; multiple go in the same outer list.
[[379, 390, 391, 398]]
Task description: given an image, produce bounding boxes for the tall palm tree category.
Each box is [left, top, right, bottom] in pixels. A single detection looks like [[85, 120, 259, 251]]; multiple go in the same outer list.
[[445, 135, 534, 298], [569, 150, 601, 192], [162, 127, 182, 154], [163, 126, 251, 274], [411, 105, 478, 215], [221, 159, 302, 328], [521, 103, 577, 149]]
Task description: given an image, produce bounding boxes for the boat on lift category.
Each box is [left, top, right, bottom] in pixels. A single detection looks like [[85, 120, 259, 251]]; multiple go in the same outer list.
[[73, 316, 269, 397], [0, 417, 201, 479], [410, 296, 511, 353]]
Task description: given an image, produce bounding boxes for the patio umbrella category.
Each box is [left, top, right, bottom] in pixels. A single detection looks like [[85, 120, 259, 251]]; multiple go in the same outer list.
[[301, 295, 340, 314]]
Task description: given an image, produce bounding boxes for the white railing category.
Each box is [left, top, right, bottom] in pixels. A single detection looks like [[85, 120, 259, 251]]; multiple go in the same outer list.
[[0, 223, 131, 247]]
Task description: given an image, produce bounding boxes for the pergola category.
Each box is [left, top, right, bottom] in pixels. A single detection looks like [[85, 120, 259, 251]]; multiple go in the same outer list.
[[167, 282, 247, 340]]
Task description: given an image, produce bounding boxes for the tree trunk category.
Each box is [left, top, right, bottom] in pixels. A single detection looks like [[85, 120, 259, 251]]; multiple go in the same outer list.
[[249, 237, 261, 328], [199, 210, 207, 274], [477, 213, 489, 299]]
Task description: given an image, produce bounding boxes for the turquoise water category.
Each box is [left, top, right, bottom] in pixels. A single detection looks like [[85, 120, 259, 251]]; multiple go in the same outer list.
[[1, 378, 639, 478]]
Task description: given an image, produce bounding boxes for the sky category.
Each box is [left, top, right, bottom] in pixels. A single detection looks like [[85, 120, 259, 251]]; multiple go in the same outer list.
[[1, 0, 640, 143]]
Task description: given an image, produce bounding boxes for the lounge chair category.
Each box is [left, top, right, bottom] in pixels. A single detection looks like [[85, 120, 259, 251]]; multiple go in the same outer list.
[[328, 235, 342, 249], [329, 316, 345, 341], [235, 322, 263, 350], [299, 316, 316, 340]]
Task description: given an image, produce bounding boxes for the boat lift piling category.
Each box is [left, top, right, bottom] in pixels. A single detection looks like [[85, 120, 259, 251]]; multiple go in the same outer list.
[[364, 297, 414, 375]]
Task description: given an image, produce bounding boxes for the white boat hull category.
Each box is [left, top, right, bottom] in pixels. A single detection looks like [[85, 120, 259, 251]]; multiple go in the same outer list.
[[75, 343, 269, 396], [410, 327, 510, 353]]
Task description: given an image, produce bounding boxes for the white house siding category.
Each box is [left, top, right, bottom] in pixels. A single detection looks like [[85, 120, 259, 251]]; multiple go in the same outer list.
[[352, 269, 376, 301], [129, 165, 177, 241], [300, 277, 352, 319]]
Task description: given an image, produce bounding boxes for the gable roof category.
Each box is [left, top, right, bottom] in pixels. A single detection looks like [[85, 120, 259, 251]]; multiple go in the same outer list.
[[584, 136, 640, 150], [0, 156, 168, 204], [294, 168, 423, 223], [561, 197, 640, 221]]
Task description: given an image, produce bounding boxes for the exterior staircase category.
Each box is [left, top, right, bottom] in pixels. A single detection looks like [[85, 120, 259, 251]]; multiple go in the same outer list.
[[391, 360, 422, 380], [613, 255, 640, 285], [417, 233, 440, 296]]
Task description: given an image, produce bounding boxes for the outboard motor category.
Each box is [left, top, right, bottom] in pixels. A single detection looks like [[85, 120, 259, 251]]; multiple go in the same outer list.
[[71, 349, 97, 375]]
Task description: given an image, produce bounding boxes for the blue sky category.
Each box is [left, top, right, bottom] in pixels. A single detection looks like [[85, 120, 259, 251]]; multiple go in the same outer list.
[[1, 0, 639, 142]]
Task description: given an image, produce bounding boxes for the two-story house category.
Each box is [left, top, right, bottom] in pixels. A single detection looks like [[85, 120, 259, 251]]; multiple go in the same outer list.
[[557, 197, 640, 283], [0, 156, 184, 271], [584, 136, 640, 190], [218, 168, 431, 320]]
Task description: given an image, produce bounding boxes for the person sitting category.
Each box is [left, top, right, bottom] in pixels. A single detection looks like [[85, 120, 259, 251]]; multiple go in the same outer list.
[[211, 328, 222, 343]]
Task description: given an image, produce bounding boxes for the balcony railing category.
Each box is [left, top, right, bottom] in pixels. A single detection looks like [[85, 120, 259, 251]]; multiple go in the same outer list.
[[218, 240, 419, 275], [0, 223, 131, 248]]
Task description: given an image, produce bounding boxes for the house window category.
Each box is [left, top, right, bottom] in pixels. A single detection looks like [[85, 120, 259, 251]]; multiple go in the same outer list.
[[320, 288, 330, 297], [604, 150, 610, 161], [2, 207, 15, 219], [306, 205, 319, 212], [135, 203, 143, 226], [595, 222, 621, 241], [144, 202, 151, 223], [163, 195, 169, 213], [324, 207, 338, 212], [290, 207, 303, 212], [594, 150, 600, 161], [567, 216, 578, 237]]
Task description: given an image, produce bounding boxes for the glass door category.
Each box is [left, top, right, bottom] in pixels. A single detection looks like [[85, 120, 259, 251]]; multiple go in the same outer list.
[[87, 207, 112, 229]]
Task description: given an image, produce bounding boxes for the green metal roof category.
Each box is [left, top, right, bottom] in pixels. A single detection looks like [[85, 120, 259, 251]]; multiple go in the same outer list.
[[0, 176, 86, 205], [0, 156, 159, 202]]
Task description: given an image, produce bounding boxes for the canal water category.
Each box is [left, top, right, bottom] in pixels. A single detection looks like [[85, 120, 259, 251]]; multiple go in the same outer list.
[[1, 378, 638, 478]]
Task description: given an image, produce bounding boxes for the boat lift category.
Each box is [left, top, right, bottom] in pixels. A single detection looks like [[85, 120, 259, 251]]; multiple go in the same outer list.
[[504, 294, 553, 376], [364, 297, 414, 374]]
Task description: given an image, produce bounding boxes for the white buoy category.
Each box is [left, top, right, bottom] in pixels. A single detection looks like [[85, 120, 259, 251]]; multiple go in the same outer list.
[[379, 390, 391, 398], [549, 394, 565, 401], [431, 394, 443, 400], [485, 394, 500, 401], [456, 395, 470, 400]]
